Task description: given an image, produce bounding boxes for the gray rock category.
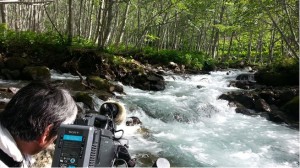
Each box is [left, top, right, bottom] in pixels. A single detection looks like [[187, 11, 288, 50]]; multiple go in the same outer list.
[[255, 98, 271, 112]]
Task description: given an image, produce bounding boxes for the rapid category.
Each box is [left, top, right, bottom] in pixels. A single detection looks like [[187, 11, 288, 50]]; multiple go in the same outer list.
[[0, 70, 299, 167], [117, 70, 299, 167]]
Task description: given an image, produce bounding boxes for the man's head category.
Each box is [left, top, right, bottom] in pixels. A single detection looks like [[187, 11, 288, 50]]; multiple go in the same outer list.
[[0, 81, 78, 154]]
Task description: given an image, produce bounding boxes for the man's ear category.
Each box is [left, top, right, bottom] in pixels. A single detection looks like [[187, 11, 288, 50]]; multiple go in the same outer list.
[[37, 124, 54, 146]]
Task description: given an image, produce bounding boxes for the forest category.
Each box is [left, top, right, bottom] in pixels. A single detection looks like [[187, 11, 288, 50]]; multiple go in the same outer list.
[[0, 0, 298, 71], [0, 1, 299, 167]]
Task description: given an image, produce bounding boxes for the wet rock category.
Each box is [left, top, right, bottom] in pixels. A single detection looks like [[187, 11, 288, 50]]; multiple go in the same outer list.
[[74, 92, 94, 110], [281, 96, 299, 122], [137, 127, 151, 138], [236, 73, 255, 81], [229, 73, 256, 89], [229, 80, 255, 89], [1, 69, 21, 80], [75, 102, 85, 114], [168, 62, 178, 69], [259, 90, 276, 105], [254, 98, 271, 112], [173, 113, 191, 122], [134, 152, 160, 167], [221, 85, 299, 129], [277, 89, 298, 106], [96, 91, 114, 101], [126, 116, 142, 126], [243, 66, 253, 72], [268, 105, 288, 123], [8, 87, 19, 94], [235, 107, 257, 115], [218, 93, 232, 101], [87, 76, 111, 90], [87, 75, 124, 94], [4, 57, 29, 70], [133, 72, 165, 91], [219, 92, 255, 109], [22, 66, 51, 81]]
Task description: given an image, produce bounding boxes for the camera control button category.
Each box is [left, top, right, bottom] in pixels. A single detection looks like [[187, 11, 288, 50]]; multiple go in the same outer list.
[[70, 158, 76, 163]]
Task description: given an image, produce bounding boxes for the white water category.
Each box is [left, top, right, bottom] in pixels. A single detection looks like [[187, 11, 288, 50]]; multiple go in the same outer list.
[[0, 70, 298, 167], [116, 70, 299, 167]]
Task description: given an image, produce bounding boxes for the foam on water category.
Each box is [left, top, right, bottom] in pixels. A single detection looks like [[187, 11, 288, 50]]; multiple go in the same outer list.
[[50, 70, 85, 80], [1, 69, 296, 167], [120, 70, 299, 167]]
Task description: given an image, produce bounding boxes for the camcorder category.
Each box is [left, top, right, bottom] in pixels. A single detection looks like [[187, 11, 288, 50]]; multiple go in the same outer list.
[[51, 102, 136, 167]]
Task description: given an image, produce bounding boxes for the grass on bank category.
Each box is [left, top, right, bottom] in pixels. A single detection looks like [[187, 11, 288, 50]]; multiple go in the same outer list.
[[0, 27, 298, 73]]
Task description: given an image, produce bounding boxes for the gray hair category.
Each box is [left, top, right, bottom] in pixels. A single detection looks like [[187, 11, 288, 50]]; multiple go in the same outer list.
[[0, 81, 78, 141]]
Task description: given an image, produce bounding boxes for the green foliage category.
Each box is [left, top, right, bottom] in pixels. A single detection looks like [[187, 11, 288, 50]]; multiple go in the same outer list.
[[272, 57, 299, 72], [111, 55, 135, 66], [144, 34, 159, 43], [72, 36, 96, 49], [203, 59, 217, 71], [255, 57, 299, 86], [0, 29, 99, 66], [0, 29, 67, 56], [107, 45, 208, 70]]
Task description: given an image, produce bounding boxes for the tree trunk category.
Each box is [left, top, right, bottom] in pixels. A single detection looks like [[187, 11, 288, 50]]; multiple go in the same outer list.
[[77, 0, 83, 36], [0, 4, 6, 23], [224, 31, 235, 61], [268, 26, 276, 64], [247, 31, 253, 63], [253, 30, 263, 64], [103, 0, 114, 46], [260, 0, 299, 60], [67, 0, 73, 45], [136, 0, 141, 49], [211, 0, 225, 59], [173, 11, 178, 49], [115, 1, 130, 46]]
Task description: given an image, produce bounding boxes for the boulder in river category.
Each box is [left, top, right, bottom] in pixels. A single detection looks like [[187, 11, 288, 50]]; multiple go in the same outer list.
[[22, 66, 51, 81], [5, 57, 29, 70], [87, 75, 124, 94], [219, 86, 299, 129]]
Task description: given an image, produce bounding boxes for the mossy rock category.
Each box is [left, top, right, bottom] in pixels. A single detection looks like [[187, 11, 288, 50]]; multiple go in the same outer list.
[[95, 91, 114, 101], [281, 96, 299, 121], [22, 66, 51, 81], [87, 76, 111, 91], [74, 92, 94, 109], [1, 68, 20, 80], [5, 57, 29, 70]]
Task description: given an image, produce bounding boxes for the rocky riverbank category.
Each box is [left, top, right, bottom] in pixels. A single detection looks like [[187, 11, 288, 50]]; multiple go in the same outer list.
[[0, 49, 298, 167], [219, 72, 299, 129], [0, 49, 298, 129]]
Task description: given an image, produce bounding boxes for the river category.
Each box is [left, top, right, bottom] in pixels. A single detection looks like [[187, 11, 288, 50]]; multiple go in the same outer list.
[[1, 70, 299, 167], [117, 70, 299, 167]]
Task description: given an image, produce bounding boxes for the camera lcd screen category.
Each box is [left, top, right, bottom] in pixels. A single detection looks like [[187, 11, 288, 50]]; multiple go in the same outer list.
[[63, 134, 83, 142]]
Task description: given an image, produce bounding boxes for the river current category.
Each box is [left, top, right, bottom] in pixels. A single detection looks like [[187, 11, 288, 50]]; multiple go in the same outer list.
[[118, 70, 299, 167], [0, 70, 299, 167]]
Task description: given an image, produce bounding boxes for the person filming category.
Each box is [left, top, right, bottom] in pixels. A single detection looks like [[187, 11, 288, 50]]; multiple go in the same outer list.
[[0, 81, 78, 167]]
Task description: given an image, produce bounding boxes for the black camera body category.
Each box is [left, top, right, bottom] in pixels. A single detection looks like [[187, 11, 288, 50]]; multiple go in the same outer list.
[[51, 112, 123, 167]]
